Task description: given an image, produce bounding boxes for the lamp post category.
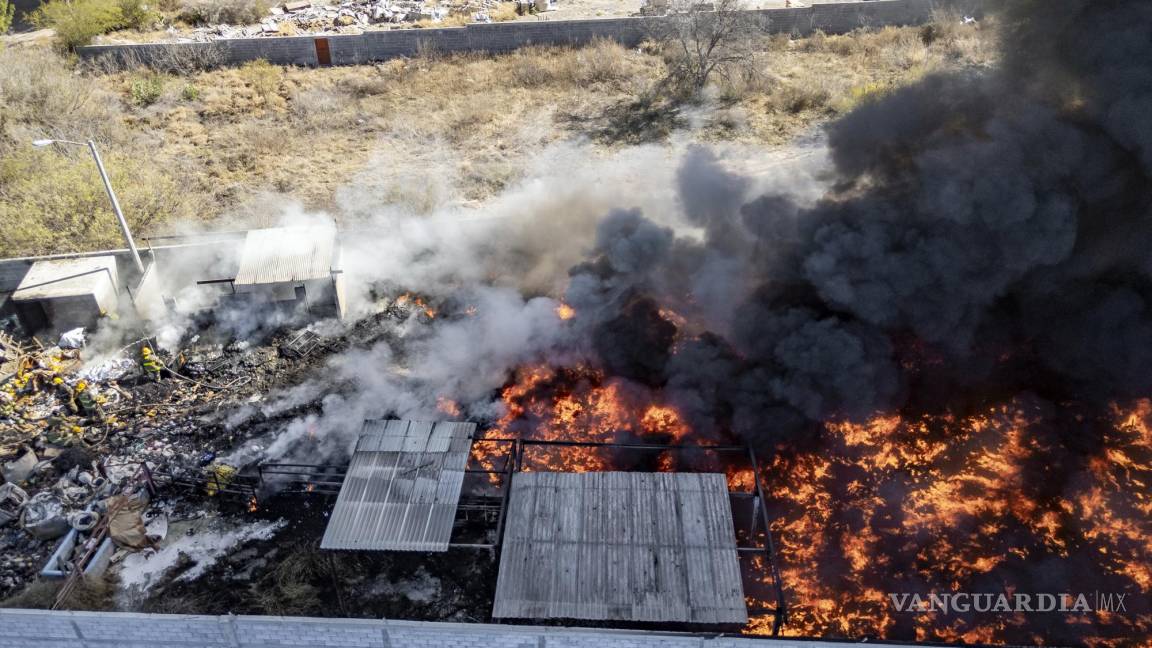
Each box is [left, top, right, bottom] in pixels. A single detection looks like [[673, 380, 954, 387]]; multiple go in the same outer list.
[[32, 138, 145, 274]]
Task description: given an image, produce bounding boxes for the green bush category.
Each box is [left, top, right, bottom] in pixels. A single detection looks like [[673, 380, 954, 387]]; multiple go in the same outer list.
[[32, 0, 155, 50], [130, 73, 165, 106], [117, 0, 155, 29], [1, 0, 15, 34], [181, 83, 200, 101]]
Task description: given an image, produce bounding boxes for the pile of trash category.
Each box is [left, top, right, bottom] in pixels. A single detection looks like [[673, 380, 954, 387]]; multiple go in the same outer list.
[[0, 323, 336, 600], [0, 457, 159, 598], [0, 294, 430, 603]]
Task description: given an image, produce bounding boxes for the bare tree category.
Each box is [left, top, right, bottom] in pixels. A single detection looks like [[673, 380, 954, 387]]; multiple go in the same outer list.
[[647, 0, 764, 97]]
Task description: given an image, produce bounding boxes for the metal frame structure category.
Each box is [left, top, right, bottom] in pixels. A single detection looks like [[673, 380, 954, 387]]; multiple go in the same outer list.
[[252, 437, 787, 635]]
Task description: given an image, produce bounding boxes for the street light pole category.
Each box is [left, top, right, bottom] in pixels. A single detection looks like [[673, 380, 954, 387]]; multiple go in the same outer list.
[[32, 138, 146, 274]]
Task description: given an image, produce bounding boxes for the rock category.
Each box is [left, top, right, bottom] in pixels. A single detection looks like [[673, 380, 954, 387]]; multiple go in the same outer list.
[[283, 0, 312, 11]]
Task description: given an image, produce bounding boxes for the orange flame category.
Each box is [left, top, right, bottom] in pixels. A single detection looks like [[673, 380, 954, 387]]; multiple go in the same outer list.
[[746, 401, 1152, 644], [437, 396, 462, 418], [472, 358, 1151, 644], [396, 292, 437, 319]]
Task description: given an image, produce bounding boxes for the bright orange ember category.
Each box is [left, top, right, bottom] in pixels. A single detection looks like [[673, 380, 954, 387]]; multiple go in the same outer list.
[[747, 401, 1152, 645]]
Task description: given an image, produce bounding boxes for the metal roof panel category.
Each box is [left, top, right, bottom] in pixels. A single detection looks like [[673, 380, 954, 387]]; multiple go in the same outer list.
[[321, 419, 476, 552], [493, 471, 747, 624], [233, 226, 335, 286]]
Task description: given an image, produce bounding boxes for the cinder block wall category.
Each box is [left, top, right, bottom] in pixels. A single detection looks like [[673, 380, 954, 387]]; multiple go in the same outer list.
[[0, 608, 929, 648], [76, 0, 983, 68]]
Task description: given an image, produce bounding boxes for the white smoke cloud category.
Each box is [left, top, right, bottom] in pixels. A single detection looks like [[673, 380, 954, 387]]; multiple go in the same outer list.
[[207, 137, 834, 467]]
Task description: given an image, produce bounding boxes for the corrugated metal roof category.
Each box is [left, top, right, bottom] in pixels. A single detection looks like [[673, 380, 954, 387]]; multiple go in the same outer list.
[[321, 420, 476, 552], [233, 226, 335, 286], [493, 472, 748, 624], [11, 256, 119, 301]]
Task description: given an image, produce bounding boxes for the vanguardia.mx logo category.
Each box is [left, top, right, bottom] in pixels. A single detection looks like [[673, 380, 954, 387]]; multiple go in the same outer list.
[[888, 592, 1129, 614]]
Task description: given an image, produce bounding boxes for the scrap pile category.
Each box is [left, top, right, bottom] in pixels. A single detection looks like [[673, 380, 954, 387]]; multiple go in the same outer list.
[[0, 326, 335, 600], [0, 293, 435, 602]]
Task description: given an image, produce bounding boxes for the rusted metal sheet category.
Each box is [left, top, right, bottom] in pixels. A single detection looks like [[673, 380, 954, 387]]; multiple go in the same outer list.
[[314, 37, 331, 66]]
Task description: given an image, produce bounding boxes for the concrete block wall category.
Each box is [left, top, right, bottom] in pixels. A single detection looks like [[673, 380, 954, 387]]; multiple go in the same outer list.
[[0, 609, 924, 648], [77, 0, 984, 68]]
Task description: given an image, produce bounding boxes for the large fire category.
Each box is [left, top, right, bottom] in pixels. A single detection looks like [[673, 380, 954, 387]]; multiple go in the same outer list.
[[477, 364, 697, 474], [477, 361, 1152, 646]]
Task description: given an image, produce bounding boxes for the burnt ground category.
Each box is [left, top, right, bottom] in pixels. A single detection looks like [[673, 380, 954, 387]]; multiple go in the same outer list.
[[136, 493, 499, 621]]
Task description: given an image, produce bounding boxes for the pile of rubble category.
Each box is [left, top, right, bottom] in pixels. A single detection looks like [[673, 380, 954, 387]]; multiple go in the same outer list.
[[177, 0, 540, 41]]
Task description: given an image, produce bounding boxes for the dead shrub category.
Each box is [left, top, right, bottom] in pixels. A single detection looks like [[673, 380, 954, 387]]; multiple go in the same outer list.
[[567, 38, 631, 85], [716, 64, 770, 102], [800, 29, 827, 52], [443, 92, 502, 138], [508, 40, 634, 89], [771, 79, 831, 114], [506, 46, 556, 87], [0, 46, 124, 140], [239, 58, 282, 106], [290, 85, 348, 131], [343, 74, 390, 98]]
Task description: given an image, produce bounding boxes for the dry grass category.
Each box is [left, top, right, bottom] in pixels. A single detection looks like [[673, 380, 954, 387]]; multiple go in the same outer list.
[[1, 18, 996, 256], [0, 577, 116, 610]]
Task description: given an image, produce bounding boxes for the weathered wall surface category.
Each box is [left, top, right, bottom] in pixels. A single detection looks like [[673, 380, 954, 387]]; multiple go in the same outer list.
[[76, 0, 983, 68], [0, 608, 944, 648]]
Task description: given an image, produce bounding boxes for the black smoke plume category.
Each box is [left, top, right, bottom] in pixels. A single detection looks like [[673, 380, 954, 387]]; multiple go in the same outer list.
[[566, 0, 1152, 447]]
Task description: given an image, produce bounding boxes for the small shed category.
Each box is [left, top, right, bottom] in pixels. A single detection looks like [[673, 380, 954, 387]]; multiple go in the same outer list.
[[231, 225, 344, 319], [11, 256, 120, 333], [493, 471, 748, 624], [321, 420, 476, 551]]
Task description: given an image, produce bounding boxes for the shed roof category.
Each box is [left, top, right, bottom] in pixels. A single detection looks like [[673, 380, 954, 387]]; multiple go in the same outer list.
[[321, 420, 476, 552], [493, 471, 747, 624], [233, 225, 335, 286], [11, 256, 119, 302]]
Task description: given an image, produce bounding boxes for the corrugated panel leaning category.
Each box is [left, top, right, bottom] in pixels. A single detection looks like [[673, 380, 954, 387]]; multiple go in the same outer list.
[[493, 471, 748, 624], [320, 419, 476, 551]]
